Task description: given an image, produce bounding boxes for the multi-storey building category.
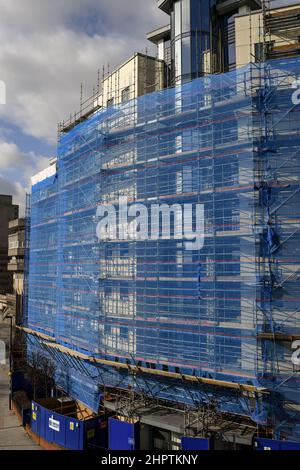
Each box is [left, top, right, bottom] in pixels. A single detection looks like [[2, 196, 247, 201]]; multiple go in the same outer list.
[[7, 218, 25, 323], [0, 195, 19, 295], [149, 1, 300, 79], [149, 0, 262, 83], [24, 1, 300, 449]]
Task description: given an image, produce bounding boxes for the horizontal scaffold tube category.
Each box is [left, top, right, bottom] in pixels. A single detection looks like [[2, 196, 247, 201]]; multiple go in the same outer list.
[[16, 325, 55, 343], [19, 326, 266, 394], [258, 332, 300, 342]]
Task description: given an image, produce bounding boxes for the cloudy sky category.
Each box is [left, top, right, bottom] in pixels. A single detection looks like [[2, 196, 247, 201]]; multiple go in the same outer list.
[[0, 0, 298, 214], [0, 0, 166, 214]]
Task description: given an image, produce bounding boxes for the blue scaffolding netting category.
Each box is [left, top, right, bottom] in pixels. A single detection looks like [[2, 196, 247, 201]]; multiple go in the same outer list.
[[25, 58, 300, 441]]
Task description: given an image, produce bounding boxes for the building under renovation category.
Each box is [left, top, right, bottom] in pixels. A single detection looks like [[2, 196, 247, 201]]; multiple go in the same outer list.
[[22, 1, 300, 449]]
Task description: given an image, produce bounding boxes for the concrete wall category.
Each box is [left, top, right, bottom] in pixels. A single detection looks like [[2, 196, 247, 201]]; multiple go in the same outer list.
[[235, 5, 300, 68], [235, 12, 261, 68], [95, 54, 165, 108]]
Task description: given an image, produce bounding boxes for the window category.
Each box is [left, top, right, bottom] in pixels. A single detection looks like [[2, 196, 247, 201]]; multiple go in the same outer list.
[[174, 0, 181, 38], [121, 87, 130, 103], [174, 39, 182, 80], [181, 0, 190, 33], [228, 43, 236, 67], [182, 36, 191, 77], [254, 43, 264, 62], [107, 97, 114, 108], [255, 41, 274, 62]]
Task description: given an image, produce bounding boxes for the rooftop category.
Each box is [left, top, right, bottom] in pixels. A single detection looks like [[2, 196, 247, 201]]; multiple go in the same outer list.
[[157, 0, 172, 15], [216, 0, 261, 15], [0, 194, 13, 203], [147, 24, 171, 44], [158, 0, 262, 15]]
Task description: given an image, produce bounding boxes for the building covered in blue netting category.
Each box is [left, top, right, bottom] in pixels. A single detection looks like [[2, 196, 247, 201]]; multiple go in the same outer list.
[[25, 57, 300, 442]]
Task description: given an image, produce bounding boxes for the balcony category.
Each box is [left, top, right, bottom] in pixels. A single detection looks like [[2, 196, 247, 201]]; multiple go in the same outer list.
[[8, 231, 25, 257], [8, 218, 25, 232], [217, 0, 261, 15], [7, 259, 24, 272], [147, 24, 171, 44], [8, 247, 25, 257]]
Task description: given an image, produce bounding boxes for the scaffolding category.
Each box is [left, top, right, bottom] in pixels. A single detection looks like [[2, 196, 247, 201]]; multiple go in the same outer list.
[[264, 0, 300, 61], [25, 57, 300, 441]]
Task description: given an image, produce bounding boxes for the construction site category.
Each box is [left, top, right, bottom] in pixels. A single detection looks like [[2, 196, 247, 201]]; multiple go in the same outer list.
[[13, 0, 300, 450]]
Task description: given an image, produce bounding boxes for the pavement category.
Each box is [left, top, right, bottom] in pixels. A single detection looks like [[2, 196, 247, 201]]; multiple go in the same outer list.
[[0, 320, 40, 450]]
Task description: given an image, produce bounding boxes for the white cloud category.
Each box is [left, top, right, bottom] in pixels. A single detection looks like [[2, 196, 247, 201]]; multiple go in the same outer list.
[[2, 30, 136, 142], [0, 176, 26, 215], [0, 141, 22, 169], [0, 139, 50, 214], [0, 0, 167, 212], [0, 0, 166, 143], [0, 140, 49, 177]]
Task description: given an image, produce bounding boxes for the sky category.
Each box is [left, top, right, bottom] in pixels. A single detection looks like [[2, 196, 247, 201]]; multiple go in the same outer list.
[[0, 0, 166, 214], [0, 0, 299, 215]]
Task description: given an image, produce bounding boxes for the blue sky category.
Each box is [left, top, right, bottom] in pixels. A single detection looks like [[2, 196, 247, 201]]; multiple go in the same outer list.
[[0, 0, 166, 214], [0, 0, 299, 214]]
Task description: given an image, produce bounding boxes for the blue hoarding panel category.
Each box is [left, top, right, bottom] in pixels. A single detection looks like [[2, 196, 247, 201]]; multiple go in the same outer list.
[[44, 410, 56, 444], [84, 416, 107, 450], [254, 438, 300, 451], [99, 417, 109, 449], [66, 418, 83, 450], [181, 437, 211, 450], [109, 418, 140, 450], [31, 402, 40, 435], [31, 401, 107, 450], [50, 412, 66, 448]]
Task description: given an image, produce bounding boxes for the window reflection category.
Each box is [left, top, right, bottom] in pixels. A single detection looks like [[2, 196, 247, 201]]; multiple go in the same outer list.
[[174, 1, 181, 38], [171, 0, 218, 84], [182, 36, 191, 77], [182, 0, 190, 34]]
